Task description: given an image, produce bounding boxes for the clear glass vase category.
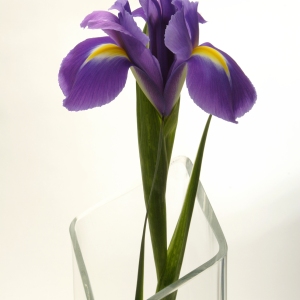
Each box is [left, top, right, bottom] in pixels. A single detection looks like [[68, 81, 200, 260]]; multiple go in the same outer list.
[[70, 156, 227, 300]]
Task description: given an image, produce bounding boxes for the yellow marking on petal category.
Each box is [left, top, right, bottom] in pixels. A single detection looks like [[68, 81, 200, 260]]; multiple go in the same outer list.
[[192, 46, 230, 78], [85, 43, 129, 64]]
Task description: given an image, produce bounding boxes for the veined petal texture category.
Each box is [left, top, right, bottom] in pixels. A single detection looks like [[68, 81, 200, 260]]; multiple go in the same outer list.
[[186, 43, 256, 122], [59, 0, 256, 119], [59, 38, 132, 111]]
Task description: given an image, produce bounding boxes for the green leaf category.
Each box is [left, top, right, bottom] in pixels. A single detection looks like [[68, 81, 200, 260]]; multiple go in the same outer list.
[[157, 115, 212, 298], [163, 100, 180, 163], [136, 82, 167, 280], [136, 83, 180, 281], [135, 214, 148, 300]]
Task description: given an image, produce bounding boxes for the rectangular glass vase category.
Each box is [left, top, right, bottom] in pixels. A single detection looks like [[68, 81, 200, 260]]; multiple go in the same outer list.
[[70, 156, 227, 299]]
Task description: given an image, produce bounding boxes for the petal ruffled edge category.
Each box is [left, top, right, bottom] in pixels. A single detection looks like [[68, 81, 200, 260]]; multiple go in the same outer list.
[[172, 0, 201, 47], [165, 8, 193, 60]]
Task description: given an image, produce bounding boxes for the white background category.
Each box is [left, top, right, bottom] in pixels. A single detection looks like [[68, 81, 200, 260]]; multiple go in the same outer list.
[[1, 0, 299, 299]]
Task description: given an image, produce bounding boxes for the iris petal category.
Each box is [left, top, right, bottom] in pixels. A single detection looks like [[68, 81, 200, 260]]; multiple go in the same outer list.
[[172, 0, 200, 47], [163, 63, 187, 115], [81, 11, 119, 28], [198, 12, 206, 24], [81, 9, 149, 47], [159, 0, 175, 21], [59, 37, 114, 96], [140, 0, 175, 82], [81, 5, 164, 113], [165, 9, 193, 60], [131, 67, 165, 114], [59, 38, 132, 111], [186, 43, 256, 122], [117, 5, 149, 46], [203, 43, 257, 118], [110, 0, 131, 13], [132, 7, 146, 20]]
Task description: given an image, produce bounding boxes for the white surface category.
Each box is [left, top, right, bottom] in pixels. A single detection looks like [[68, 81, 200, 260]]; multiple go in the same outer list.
[[0, 0, 299, 299]]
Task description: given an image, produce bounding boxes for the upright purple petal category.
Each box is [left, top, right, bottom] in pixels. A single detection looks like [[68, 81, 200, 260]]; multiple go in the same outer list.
[[172, 0, 200, 47], [117, 6, 149, 46], [114, 7, 164, 91], [140, 0, 161, 21], [186, 44, 256, 122], [110, 0, 131, 13], [59, 38, 132, 111], [132, 7, 146, 20], [81, 11, 119, 28], [81, 11, 131, 47], [81, 8, 149, 46], [139, 0, 162, 54], [158, 0, 175, 21], [140, 0, 174, 82], [165, 9, 193, 60]]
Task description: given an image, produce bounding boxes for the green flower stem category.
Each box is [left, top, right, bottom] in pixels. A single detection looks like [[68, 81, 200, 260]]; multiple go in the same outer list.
[[136, 83, 179, 281], [157, 115, 212, 299]]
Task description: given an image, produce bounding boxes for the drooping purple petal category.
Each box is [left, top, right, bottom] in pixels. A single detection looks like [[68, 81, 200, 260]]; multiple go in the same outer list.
[[165, 8, 193, 60], [203, 43, 257, 118], [186, 44, 256, 122], [81, 6, 164, 102], [59, 38, 132, 111], [59, 37, 114, 96]]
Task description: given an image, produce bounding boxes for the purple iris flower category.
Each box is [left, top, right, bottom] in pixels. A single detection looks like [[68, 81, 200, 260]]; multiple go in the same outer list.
[[59, 0, 256, 122]]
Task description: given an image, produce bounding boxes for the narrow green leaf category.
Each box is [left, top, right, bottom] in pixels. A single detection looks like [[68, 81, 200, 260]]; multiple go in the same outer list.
[[135, 213, 148, 300], [157, 115, 212, 298]]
